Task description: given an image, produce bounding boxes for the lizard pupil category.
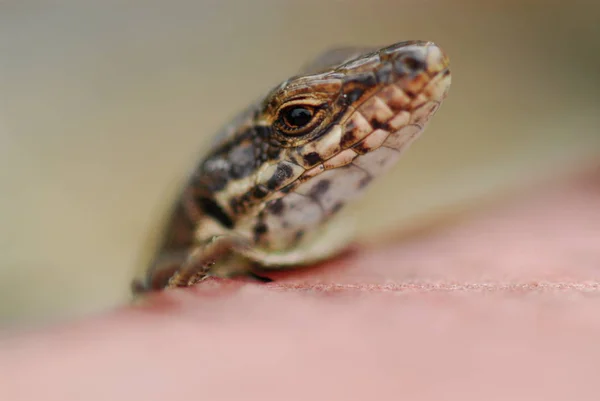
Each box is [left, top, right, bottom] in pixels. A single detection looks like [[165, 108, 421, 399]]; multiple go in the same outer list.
[[283, 106, 313, 128]]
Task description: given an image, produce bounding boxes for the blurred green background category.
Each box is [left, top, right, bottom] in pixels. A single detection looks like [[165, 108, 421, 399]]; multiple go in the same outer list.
[[1, 1, 599, 325]]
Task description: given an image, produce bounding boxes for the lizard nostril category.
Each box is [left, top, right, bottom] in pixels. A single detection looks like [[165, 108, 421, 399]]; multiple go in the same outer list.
[[393, 52, 427, 77], [401, 56, 426, 72]]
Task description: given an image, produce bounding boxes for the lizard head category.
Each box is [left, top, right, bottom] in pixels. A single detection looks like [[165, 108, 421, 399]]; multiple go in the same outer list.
[[259, 40, 450, 168], [195, 41, 451, 249]]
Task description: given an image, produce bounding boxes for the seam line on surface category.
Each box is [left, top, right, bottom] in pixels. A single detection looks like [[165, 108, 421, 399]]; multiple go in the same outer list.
[[265, 281, 600, 293]]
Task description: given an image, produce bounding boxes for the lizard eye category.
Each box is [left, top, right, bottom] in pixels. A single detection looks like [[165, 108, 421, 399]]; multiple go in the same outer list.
[[275, 104, 324, 136], [283, 106, 313, 127]]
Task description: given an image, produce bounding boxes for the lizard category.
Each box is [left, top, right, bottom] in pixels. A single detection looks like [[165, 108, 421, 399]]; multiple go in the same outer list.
[[133, 40, 451, 293]]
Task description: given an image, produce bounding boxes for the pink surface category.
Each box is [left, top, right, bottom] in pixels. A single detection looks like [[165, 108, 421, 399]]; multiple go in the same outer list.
[[2, 168, 600, 401]]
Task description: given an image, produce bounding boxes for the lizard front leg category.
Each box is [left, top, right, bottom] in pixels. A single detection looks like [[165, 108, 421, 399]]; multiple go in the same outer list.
[[134, 235, 252, 293]]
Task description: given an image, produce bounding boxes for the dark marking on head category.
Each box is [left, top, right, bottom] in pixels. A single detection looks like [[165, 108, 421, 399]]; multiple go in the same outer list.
[[294, 230, 305, 242], [266, 146, 281, 159], [393, 52, 426, 77], [343, 72, 377, 88], [303, 152, 323, 166], [228, 197, 241, 215], [268, 137, 282, 147], [375, 63, 394, 84], [252, 185, 270, 199], [267, 163, 294, 190], [404, 88, 417, 98], [254, 125, 272, 140], [198, 125, 270, 192], [309, 180, 330, 197], [341, 124, 358, 148], [229, 141, 256, 179], [198, 157, 230, 192], [344, 88, 366, 104], [255, 142, 269, 164], [230, 191, 254, 216], [253, 222, 268, 243], [342, 73, 377, 103], [197, 197, 234, 229], [332, 89, 350, 110], [401, 55, 426, 72], [369, 119, 390, 131], [266, 198, 285, 215]]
